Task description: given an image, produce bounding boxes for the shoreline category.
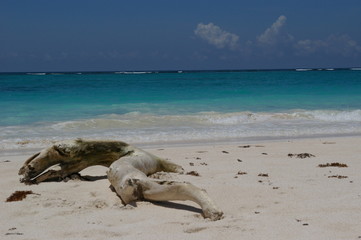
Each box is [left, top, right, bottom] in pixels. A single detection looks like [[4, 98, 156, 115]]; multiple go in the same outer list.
[[1, 136, 361, 239], [2, 109, 361, 154], [2, 133, 361, 157], [137, 133, 361, 149]]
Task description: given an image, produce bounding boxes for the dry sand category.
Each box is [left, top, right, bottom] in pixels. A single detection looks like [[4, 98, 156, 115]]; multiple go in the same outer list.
[[1, 137, 361, 240]]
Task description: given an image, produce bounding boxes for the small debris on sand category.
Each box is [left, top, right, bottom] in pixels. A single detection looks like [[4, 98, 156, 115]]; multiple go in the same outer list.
[[5, 230, 23, 236], [186, 171, 200, 177], [288, 153, 315, 158], [222, 151, 229, 154], [318, 162, 348, 168], [295, 219, 309, 226], [16, 140, 31, 145], [258, 173, 269, 177], [5, 233, 23, 236], [237, 171, 247, 175], [238, 145, 250, 148], [328, 175, 348, 179]]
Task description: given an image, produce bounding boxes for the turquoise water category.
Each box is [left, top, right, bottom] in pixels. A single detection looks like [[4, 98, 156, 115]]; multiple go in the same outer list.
[[1, 69, 361, 149]]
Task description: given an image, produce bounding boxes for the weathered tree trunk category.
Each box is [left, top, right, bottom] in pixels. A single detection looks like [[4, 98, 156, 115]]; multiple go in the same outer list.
[[19, 139, 130, 184], [107, 149, 223, 221], [19, 139, 223, 220]]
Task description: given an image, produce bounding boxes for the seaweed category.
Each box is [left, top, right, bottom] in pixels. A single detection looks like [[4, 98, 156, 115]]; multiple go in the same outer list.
[[318, 162, 348, 168], [288, 153, 315, 158], [328, 175, 348, 179], [6, 190, 37, 202], [186, 171, 200, 177]]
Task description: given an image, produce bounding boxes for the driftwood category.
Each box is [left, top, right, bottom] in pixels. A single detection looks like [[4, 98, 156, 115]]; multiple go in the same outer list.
[[19, 139, 129, 184], [18, 139, 223, 220]]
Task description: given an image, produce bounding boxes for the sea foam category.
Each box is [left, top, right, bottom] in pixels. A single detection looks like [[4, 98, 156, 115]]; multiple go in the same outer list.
[[1, 110, 360, 151]]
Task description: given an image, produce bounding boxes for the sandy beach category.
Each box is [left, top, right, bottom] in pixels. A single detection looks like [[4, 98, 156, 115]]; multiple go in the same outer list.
[[1, 137, 360, 240]]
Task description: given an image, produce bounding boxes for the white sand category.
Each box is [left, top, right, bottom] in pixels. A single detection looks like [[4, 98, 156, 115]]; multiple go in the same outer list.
[[1, 137, 361, 240]]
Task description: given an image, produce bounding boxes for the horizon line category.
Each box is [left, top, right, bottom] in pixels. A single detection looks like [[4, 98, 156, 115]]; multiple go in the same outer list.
[[1, 67, 360, 75]]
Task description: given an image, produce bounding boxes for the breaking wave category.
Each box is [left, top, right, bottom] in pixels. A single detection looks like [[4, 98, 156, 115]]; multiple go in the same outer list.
[[1, 110, 361, 151]]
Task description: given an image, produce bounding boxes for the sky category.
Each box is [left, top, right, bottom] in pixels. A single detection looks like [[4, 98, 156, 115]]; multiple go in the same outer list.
[[1, 0, 361, 72]]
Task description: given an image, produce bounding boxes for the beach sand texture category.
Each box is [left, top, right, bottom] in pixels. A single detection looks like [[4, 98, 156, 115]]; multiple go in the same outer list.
[[1, 137, 360, 240]]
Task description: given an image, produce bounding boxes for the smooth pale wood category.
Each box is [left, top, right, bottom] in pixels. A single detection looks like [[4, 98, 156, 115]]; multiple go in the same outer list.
[[107, 147, 223, 220], [18, 139, 223, 220]]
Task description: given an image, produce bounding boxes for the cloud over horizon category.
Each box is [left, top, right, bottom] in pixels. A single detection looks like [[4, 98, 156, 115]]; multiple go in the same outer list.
[[295, 34, 361, 57], [257, 15, 288, 45], [194, 23, 240, 50], [195, 15, 361, 59]]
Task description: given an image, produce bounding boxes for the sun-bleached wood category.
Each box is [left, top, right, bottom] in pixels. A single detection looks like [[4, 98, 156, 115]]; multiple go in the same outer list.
[[19, 139, 223, 220]]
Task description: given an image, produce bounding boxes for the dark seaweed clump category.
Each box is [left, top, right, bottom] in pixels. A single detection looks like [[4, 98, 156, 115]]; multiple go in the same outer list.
[[288, 153, 315, 158], [186, 171, 200, 177], [328, 175, 348, 179], [6, 190, 35, 202], [318, 163, 348, 168]]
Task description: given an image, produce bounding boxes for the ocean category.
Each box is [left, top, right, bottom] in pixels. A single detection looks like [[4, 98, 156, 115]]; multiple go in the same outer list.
[[1, 69, 361, 150]]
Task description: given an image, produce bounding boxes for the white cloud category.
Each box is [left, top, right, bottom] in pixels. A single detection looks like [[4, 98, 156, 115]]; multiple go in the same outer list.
[[194, 23, 239, 50], [257, 15, 287, 45], [256, 15, 361, 58], [193, 15, 361, 61], [294, 39, 326, 55], [295, 34, 361, 57], [326, 34, 361, 56]]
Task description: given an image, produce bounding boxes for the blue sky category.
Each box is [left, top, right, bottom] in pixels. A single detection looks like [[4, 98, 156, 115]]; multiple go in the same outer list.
[[1, 0, 361, 72]]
